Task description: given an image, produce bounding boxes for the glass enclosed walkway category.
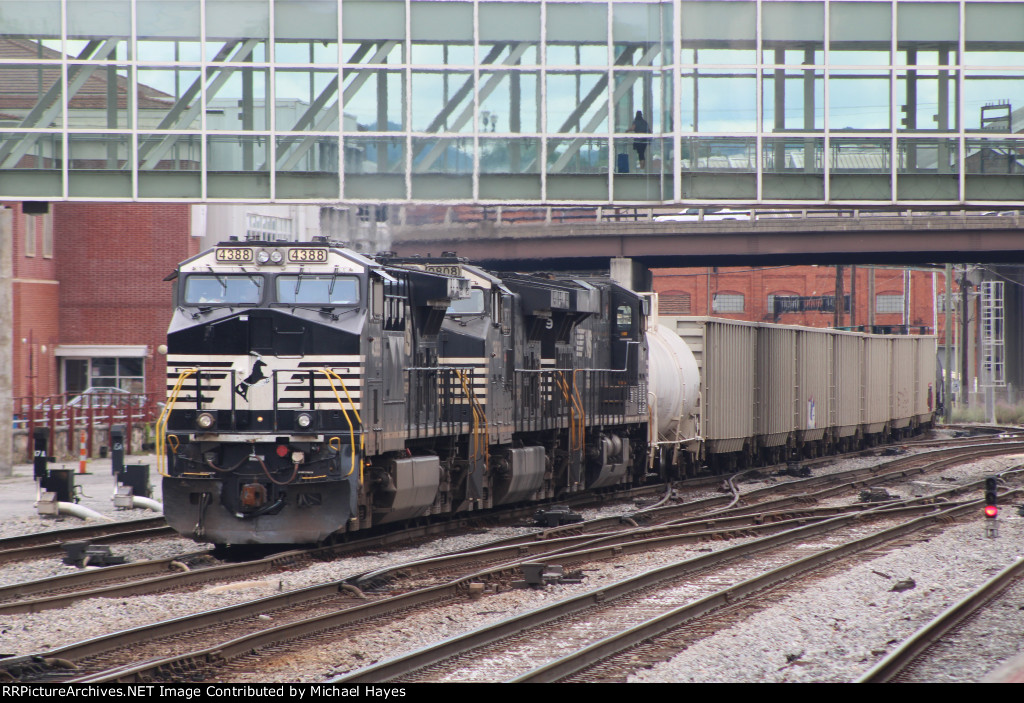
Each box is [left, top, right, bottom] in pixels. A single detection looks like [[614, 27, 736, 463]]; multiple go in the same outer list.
[[1, 0, 1022, 205]]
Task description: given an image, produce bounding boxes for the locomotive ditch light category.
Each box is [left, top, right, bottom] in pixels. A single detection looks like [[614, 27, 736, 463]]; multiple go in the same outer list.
[[196, 412, 216, 430], [296, 412, 313, 429]]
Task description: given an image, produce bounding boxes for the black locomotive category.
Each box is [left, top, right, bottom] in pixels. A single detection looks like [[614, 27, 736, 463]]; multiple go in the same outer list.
[[160, 239, 653, 544]]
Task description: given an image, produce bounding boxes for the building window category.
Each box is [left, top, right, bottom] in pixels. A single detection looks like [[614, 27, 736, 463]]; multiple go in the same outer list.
[[712, 292, 744, 313], [245, 213, 295, 242], [62, 357, 145, 395], [24, 216, 36, 257], [876, 294, 904, 313], [42, 214, 53, 258], [660, 291, 691, 314]]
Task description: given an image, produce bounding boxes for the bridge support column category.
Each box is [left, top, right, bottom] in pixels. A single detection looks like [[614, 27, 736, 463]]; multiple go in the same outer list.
[[610, 257, 651, 292]]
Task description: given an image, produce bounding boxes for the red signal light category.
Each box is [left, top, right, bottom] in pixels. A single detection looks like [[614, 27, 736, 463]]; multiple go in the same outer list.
[[984, 505, 999, 518]]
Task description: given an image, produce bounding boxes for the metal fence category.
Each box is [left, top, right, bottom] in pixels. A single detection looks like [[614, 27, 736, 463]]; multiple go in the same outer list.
[[14, 393, 161, 461]]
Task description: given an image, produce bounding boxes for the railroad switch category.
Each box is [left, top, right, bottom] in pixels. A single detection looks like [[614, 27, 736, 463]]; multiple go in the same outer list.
[[859, 487, 898, 503], [780, 463, 811, 478], [62, 541, 127, 568], [514, 562, 585, 589], [533, 506, 584, 527]]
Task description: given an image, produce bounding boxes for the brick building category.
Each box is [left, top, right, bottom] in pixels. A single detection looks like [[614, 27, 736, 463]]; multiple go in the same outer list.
[[11, 201, 198, 404], [652, 264, 941, 334]]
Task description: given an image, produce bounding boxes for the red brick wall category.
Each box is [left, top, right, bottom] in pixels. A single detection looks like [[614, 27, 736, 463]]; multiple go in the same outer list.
[[8, 203, 61, 400], [50, 203, 197, 400], [653, 265, 940, 333]]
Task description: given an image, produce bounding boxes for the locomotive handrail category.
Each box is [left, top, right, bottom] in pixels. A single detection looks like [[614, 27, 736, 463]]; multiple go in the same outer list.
[[555, 372, 583, 452], [318, 368, 363, 484], [156, 368, 199, 477], [572, 369, 587, 457], [455, 369, 489, 465]]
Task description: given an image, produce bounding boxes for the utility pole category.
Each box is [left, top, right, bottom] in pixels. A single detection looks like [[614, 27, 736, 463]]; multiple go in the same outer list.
[[0, 208, 11, 477], [834, 265, 844, 328], [849, 265, 857, 328], [944, 264, 952, 421], [961, 267, 971, 407]]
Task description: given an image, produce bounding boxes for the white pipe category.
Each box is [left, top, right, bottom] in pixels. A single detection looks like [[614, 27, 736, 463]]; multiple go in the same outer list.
[[56, 502, 116, 522], [131, 496, 163, 513]]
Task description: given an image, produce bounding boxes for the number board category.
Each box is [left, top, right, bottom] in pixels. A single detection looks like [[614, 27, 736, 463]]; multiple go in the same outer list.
[[216, 248, 254, 263], [288, 248, 329, 263], [424, 264, 462, 277]]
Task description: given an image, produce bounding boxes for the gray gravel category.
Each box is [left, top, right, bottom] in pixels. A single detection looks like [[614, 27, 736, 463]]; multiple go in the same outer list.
[[2, 438, 1023, 683]]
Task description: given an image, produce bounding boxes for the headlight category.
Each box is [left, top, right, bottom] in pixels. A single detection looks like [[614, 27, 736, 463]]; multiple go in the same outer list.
[[196, 412, 216, 430], [270, 250, 284, 263], [257, 250, 271, 264], [296, 412, 313, 429]]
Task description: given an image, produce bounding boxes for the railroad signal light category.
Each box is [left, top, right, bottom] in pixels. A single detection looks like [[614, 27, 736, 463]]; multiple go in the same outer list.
[[984, 476, 999, 538], [985, 477, 999, 514]]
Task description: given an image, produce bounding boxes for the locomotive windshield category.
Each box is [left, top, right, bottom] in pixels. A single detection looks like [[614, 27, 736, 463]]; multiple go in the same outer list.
[[446, 287, 485, 314], [183, 274, 263, 305], [275, 274, 360, 305]]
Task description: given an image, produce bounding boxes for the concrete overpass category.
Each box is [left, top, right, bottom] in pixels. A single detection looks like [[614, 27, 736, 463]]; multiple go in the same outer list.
[[387, 211, 1024, 271]]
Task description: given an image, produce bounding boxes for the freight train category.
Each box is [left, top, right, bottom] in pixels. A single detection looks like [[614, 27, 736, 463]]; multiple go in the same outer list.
[[159, 238, 937, 545]]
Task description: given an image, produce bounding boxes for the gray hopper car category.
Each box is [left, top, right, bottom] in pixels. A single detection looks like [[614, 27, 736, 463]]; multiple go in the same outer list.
[[659, 316, 937, 473]]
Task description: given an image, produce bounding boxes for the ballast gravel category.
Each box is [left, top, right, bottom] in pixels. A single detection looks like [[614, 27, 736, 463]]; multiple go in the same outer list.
[[2, 437, 1023, 683]]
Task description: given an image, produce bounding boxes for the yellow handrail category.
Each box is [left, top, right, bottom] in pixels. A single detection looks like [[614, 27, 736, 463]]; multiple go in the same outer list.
[[571, 369, 586, 457], [455, 368, 489, 466], [319, 368, 363, 483], [555, 372, 580, 451], [156, 368, 198, 477]]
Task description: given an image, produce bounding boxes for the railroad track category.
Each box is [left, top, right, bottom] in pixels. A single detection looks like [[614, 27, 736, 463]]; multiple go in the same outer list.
[[341, 486, 1024, 683], [5, 441, 1012, 614], [857, 545, 1024, 683], [14, 457, 1018, 684], [0, 518, 173, 565], [3, 439, 1020, 682]]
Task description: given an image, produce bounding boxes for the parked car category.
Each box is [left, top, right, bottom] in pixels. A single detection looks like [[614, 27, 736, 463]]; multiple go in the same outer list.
[[34, 387, 145, 412], [654, 207, 752, 222]]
